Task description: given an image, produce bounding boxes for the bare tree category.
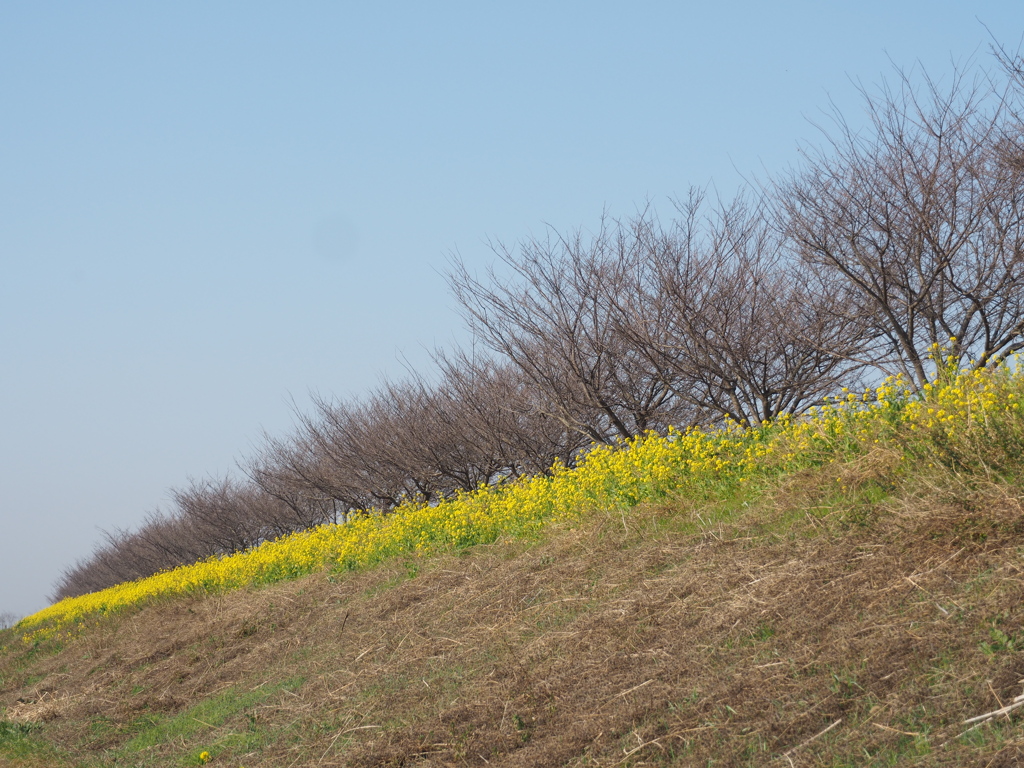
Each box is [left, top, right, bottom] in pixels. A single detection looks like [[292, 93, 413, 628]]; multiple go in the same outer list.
[[366, 370, 523, 497], [990, 37, 1024, 168], [51, 474, 308, 601], [172, 476, 267, 556], [430, 348, 588, 476], [447, 217, 692, 444], [614, 192, 864, 427], [242, 350, 588, 534], [308, 387, 438, 507], [248, 426, 370, 528], [780, 64, 1024, 387], [299, 362, 582, 506], [52, 525, 161, 600]]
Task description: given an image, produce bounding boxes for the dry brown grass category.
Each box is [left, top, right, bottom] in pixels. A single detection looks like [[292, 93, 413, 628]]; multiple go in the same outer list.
[[3, 467, 1024, 766]]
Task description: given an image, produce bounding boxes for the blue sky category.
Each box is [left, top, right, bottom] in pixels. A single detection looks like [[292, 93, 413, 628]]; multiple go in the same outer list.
[[2, 1, 1021, 619]]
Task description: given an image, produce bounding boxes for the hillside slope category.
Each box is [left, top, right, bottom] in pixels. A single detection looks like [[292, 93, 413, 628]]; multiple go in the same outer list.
[[3, 475, 1024, 767], [5, 370, 1024, 766]]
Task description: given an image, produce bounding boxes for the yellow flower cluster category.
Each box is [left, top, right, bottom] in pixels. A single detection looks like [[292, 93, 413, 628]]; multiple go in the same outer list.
[[17, 364, 1024, 644]]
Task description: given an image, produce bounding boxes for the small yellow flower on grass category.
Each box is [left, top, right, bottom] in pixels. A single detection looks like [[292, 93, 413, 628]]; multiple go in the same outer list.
[[199, 751, 211, 764]]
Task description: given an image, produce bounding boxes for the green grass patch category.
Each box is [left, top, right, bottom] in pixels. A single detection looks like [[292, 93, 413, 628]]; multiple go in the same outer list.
[[108, 676, 305, 765]]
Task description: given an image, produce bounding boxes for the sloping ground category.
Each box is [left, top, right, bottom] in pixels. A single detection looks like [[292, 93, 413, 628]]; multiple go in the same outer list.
[[3, 466, 1024, 767]]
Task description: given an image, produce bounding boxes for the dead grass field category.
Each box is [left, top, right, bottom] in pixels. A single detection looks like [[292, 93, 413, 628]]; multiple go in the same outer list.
[[3, 455, 1024, 766]]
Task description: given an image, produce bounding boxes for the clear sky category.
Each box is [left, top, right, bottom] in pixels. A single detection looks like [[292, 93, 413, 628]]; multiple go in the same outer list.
[[2, 1, 1021, 620]]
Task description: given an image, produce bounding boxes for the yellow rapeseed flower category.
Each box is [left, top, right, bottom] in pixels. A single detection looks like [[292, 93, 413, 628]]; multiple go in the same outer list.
[[18, 363, 1024, 642]]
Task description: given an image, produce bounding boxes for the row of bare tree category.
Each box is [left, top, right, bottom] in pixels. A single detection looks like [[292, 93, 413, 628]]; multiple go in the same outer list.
[[52, 56, 1024, 601], [51, 359, 587, 599]]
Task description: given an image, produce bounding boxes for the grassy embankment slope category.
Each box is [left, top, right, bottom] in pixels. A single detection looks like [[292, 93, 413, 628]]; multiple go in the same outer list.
[[3, 368, 1024, 766]]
